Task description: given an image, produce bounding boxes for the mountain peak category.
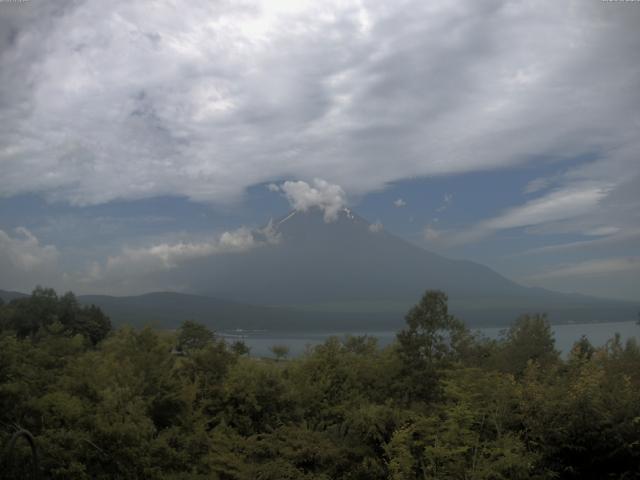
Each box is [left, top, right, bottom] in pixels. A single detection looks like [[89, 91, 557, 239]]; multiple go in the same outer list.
[[265, 206, 373, 249], [342, 207, 356, 220], [276, 206, 360, 226]]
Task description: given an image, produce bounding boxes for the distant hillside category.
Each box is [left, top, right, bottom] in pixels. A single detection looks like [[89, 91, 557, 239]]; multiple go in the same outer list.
[[0, 289, 28, 303], [77, 292, 298, 330], [76, 292, 405, 332]]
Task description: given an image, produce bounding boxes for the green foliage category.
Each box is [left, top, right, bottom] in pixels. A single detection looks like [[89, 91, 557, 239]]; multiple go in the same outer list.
[[396, 290, 468, 403], [177, 320, 215, 353], [270, 344, 290, 361], [492, 313, 559, 376], [230, 340, 251, 356], [0, 288, 639, 479], [0, 287, 111, 345]]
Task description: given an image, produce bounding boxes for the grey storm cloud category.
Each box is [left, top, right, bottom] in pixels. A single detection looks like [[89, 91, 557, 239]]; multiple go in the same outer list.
[[0, 0, 639, 237]]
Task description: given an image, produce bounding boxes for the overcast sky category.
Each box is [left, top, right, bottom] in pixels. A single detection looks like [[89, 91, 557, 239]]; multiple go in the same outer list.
[[0, 0, 639, 300]]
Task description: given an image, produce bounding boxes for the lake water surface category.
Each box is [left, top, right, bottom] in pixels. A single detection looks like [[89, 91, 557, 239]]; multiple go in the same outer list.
[[221, 321, 639, 358]]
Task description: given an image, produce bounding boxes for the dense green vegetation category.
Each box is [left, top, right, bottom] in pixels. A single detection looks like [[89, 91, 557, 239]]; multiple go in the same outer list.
[[1, 288, 639, 479]]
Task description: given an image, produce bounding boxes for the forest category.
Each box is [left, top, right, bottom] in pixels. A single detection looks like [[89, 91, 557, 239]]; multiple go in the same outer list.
[[1, 288, 639, 479]]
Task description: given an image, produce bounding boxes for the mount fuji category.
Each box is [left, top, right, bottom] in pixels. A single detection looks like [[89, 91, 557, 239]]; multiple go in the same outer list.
[[172, 207, 636, 327]]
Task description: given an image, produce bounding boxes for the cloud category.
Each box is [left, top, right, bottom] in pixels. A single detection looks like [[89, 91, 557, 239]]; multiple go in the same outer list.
[[393, 198, 407, 208], [511, 228, 640, 257], [0, 0, 638, 215], [277, 179, 346, 222], [424, 224, 442, 241], [0, 227, 59, 291], [436, 193, 453, 212], [486, 186, 610, 230], [80, 224, 279, 292], [369, 220, 383, 233], [527, 257, 640, 281], [523, 177, 554, 195], [583, 226, 620, 237], [455, 184, 612, 244]]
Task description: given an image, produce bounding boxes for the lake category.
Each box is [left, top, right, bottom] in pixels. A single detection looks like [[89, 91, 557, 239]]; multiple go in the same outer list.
[[221, 321, 639, 358]]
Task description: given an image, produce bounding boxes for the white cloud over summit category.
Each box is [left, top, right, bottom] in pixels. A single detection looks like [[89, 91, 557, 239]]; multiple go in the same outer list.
[[277, 179, 347, 222]]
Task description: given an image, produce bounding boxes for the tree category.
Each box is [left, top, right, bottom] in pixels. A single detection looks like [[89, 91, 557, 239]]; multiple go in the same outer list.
[[343, 334, 378, 355], [231, 340, 251, 356], [0, 298, 7, 331], [396, 290, 466, 402], [58, 292, 111, 345], [8, 286, 59, 338], [569, 335, 595, 362], [1, 288, 111, 344], [270, 344, 290, 361], [177, 320, 214, 353], [498, 313, 559, 375], [74, 304, 112, 345]]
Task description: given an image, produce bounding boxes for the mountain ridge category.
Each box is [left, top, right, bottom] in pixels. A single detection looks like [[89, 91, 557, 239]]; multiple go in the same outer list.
[[186, 207, 632, 309]]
